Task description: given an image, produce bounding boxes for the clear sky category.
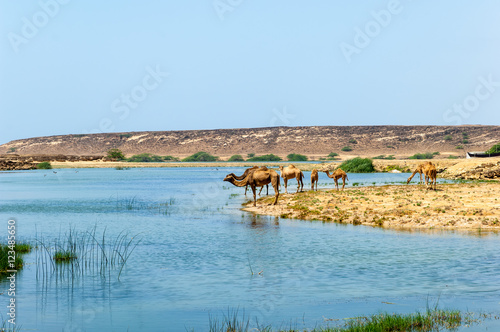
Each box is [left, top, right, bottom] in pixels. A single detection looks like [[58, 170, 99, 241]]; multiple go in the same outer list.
[[1, 1, 499, 144]]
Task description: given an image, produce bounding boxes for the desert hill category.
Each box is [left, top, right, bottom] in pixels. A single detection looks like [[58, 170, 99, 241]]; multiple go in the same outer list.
[[0, 125, 498, 159]]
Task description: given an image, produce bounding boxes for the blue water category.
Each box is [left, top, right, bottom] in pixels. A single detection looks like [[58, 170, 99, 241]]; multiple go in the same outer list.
[[0, 168, 499, 331]]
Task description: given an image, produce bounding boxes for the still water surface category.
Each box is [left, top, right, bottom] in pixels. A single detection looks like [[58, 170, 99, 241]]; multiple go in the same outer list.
[[0, 167, 499, 331]]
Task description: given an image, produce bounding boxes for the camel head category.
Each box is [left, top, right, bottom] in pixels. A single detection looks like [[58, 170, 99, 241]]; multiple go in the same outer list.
[[279, 165, 284, 171], [223, 174, 234, 182]]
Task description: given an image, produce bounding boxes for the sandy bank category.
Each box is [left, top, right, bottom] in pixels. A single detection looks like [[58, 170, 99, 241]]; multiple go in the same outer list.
[[243, 182, 500, 230]]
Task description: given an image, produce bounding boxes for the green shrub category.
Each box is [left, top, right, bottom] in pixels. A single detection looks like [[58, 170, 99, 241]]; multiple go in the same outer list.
[[246, 154, 282, 162], [36, 161, 52, 169], [456, 145, 464, 149], [328, 152, 338, 158], [107, 148, 126, 160], [8, 147, 16, 153], [287, 153, 308, 161], [341, 146, 353, 152], [127, 153, 164, 162], [409, 152, 439, 160], [373, 155, 395, 160], [182, 152, 219, 162], [163, 155, 179, 161], [339, 157, 375, 173], [349, 138, 358, 144], [486, 143, 500, 154], [444, 135, 453, 141], [448, 155, 459, 159], [228, 155, 245, 161], [247, 153, 255, 158]]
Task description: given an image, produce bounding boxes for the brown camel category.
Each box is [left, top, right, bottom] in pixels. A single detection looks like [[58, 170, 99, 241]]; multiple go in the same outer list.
[[311, 169, 319, 191], [279, 165, 304, 193], [223, 168, 280, 206], [226, 166, 268, 195], [423, 163, 437, 190], [324, 169, 348, 191], [407, 161, 433, 184]]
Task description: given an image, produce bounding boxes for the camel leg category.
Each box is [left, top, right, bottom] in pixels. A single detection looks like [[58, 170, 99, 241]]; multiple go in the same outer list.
[[334, 178, 339, 191], [266, 184, 269, 196], [245, 184, 248, 196], [258, 186, 264, 196], [296, 175, 301, 193], [271, 180, 279, 205], [284, 178, 288, 194], [251, 186, 257, 206], [341, 177, 346, 191]]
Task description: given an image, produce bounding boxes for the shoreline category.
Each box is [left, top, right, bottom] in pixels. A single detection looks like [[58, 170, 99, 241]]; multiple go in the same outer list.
[[243, 182, 500, 230]]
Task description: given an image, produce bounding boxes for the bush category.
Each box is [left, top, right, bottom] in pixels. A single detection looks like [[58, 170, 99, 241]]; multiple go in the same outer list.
[[228, 155, 245, 162], [328, 152, 338, 158], [36, 161, 52, 169], [163, 155, 179, 161], [247, 153, 255, 158], [287, 153, 308, 161], [246, 154, 282, 162], [444, 135, 453, 141], [456, 145, 464, 149], [182, 152, 219, 162], [107, 148, 125, 160], [348, 138, 358, 144], [341, 146, 353, 152], [339, 157, 375, 173], [373, 155, 395, 160], [486, 143, 500, 154], [127, 153, 164, 162], [409, 152, 439, 160]]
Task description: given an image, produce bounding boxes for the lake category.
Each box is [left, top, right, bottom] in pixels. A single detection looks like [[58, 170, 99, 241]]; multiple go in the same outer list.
[[1, 167, 499, 331]]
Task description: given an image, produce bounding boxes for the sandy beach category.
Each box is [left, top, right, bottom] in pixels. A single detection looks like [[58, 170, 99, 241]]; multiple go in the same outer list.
[[243, 181, 500, 230]]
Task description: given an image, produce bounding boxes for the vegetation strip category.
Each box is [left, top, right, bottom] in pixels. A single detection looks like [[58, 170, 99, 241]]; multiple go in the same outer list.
[[204, 309, 499, 331]]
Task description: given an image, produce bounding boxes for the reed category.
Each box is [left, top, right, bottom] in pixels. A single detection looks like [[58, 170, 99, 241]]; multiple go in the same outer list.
[[35, 226, 140, 280]]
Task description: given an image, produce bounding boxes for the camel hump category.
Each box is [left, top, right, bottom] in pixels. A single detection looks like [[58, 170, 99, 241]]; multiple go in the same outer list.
[[289, 164, 297, 168]]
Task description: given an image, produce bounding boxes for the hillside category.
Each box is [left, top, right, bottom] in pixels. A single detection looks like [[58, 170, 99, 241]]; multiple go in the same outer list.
[[0, 125, 498, 160]]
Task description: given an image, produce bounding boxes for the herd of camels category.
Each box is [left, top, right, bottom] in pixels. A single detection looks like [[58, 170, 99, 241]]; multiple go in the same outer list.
[[223, 162, 437, 207]]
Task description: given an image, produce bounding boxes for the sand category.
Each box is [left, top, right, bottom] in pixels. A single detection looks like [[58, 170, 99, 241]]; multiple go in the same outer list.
[[243, 182, 500, 230]]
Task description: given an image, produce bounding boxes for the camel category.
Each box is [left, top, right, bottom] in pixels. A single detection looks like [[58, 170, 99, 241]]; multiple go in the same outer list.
[[324, 169, 348, 191], [407, 161, 433, 184], [223, 168, 280, 206], [225, 166, 268, 195], [423, 163, 437, 190], [279, 165, 304, 194], [311, 169, 319, 191]]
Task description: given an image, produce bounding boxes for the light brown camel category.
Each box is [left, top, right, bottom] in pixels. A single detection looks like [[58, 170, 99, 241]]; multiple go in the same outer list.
[[223, 168, 280, 206], [279, 165, 304, 193], [311, 169, 319, 191], [406, 161, 433, 184], [423, 163, 437, 190], [324, 169, 348, 191], [226, 166, 268, 195]]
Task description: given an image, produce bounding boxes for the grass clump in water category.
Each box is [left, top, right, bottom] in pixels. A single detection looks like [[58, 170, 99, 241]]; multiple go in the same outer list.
[[54, 250, 77, 263], [332, 309, 463, 332]]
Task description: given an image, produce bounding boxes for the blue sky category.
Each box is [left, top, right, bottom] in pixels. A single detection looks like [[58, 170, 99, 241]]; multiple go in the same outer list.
[[1, 1, 499, 144]]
